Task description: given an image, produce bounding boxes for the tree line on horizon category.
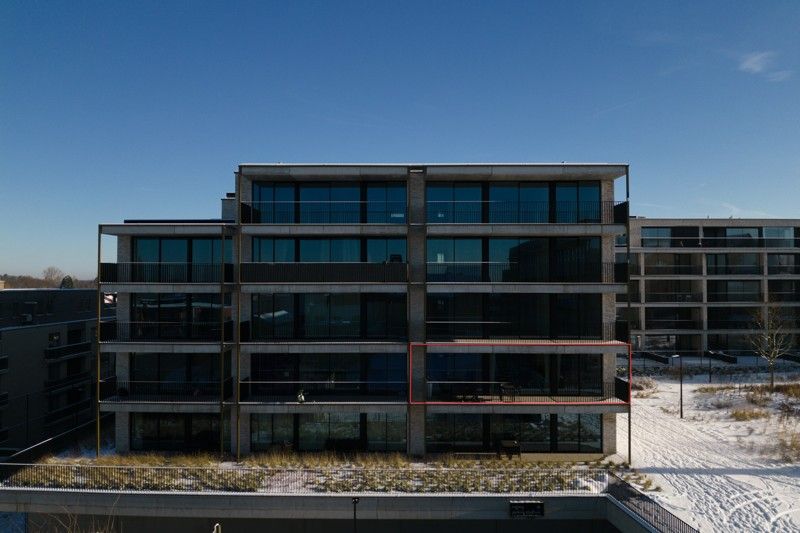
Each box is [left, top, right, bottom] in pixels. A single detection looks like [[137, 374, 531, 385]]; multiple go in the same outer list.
[[1, 266, 96, 289]]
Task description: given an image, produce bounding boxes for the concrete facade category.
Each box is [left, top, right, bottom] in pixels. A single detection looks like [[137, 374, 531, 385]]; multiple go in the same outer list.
[[98, 163, 631, 457]]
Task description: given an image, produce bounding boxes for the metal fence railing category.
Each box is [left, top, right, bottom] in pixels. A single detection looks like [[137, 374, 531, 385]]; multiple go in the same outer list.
[[0, 465, 608, 495], [100, 263, 233, 283], [99, 321, 233, 342], [99, 378, 233, 402], [425, 262, 626, 283], [239, 380, 408, 403], [607, 473, 699, 533], [424, 380, 628, 404]]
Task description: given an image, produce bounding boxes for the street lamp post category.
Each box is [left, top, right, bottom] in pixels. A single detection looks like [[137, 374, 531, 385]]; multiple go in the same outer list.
[[352, 497, 360, 533]]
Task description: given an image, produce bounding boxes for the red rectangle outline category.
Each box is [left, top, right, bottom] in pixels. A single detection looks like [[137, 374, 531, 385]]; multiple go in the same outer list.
[[408, 341, 632, 406]]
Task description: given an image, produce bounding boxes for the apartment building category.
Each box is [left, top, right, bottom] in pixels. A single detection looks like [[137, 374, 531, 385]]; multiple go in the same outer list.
[[0, 288, 113, 456], [617, 218, 800, 358], [98, 163, 632, 456]]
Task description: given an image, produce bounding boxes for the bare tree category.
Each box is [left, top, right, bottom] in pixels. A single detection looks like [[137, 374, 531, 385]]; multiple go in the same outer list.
[[749, 306, 794, 391], [42, 266, 65, 285]]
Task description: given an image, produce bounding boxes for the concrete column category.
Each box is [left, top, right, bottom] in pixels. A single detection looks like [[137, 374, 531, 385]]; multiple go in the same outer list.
[[602, 412, 617, 454], [238, 411, 251, 455], [115, 352, 130, 382], [407, 404, 426, 456], [406, 169, 427, 455], [115, 411, 130, 453]]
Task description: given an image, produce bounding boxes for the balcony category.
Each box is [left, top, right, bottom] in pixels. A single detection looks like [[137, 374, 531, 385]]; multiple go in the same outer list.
[[707, 292, 762, 303], [644, 292, 703, 303], [426, 201, 628, 225], [643, 265, 703, 276], [239, 380, 407, 403], [701, 237, 799, 248], [706, 319, 757, 330], [425, 262, 626, 283], [424, 378, 629, 404], [44, 341, 92, 360], [644, 319, 703, 330], [706, 265, 762, 275], [99, 321, 234, 342], [241, 201, 407, 224], [768, 265, 800, 275], [426, 322, 626, 342], [240, 262, 407, 283], [100, 378, 233, 402], [100, 263, 233, 284]]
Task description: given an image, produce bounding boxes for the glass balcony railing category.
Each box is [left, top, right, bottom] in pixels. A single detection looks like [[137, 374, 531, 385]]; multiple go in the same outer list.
[[425, 200, 627, 224], [241, 201, 407, 224], [240, 262, 407, 283]]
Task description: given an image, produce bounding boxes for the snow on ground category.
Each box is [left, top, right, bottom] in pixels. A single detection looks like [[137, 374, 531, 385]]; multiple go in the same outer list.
[[618, 374, 800, 532]]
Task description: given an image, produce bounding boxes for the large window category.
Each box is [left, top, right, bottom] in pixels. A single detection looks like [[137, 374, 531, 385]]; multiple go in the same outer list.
[[130, 237, 232, 282], [251, 181, 407, 224], [129, 293, 230, 340], [427, 181, 601, 224], [252, 237, 406, 263], [426, 293, 600, 340], [641, 227, 699, 248], [251, 413, 406, 452], [250, 294, 406, 340], [425, 414, 602, 453], [707, 280, 761, 302], [131, 413, 220, 451]]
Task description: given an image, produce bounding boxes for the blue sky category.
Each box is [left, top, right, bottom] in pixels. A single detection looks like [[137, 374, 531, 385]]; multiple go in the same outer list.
[[1, 1, 799, 278]]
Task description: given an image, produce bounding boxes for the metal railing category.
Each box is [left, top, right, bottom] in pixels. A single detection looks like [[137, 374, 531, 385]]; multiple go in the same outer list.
[[644, 319, 703, 330], [643, 265, 703, 275], [99, 378, 233, 402], [707, 265, 762, 275], [44, 342, 92, 360], [768, 265, 800, 275], [425, 200, 627, 224], [425, 262, 626, 283], [0, 464, 611, 494], [644, 292, 703, 303], [241, 201, 407, 224], [608, 473, 699, 533], [100, 263, 233, 283], [245, 320, 407, 342], [425, 321, 626, 342], [768, 291, 800, 302], [99, 321, 233, 342], [239, 380, 407, 403], [424, 380, 628, 403], [240, 262, 407, 283], [706, 292, 762, 302], [641, 237, 799, 249], [706, 319, 758, 330]]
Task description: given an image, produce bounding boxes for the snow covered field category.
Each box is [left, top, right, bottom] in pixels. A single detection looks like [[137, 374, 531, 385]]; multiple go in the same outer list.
[[618, 374, 800, 532]]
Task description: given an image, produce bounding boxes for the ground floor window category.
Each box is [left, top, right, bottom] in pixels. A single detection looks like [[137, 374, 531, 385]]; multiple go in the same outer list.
[[425, 413, 602, 453], [250, 413, 406, 452], [130, 413, 222, 451]]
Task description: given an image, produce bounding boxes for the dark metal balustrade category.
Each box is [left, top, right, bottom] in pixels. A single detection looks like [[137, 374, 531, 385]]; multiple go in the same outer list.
[[99, 321, 233, 342], [100, 378, 233, 402], [240, 262, 407, 283], [100, 263, 233, 283], [707, 292, 762, 302], [768, 265, 800, 275], [425, 262, 625, 283], [424, 381, 628, 404], [644, 292, 703, 303], [425, 322, 627, 342], [239, 380, 407, 403], [707, 265, 762, 275], [643, 264, 703, 275], [644, 319, 703, 330], [44, 342, 92, 360]]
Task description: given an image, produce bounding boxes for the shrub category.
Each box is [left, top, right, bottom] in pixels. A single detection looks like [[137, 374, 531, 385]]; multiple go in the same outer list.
[[730, 409, 770, 421]]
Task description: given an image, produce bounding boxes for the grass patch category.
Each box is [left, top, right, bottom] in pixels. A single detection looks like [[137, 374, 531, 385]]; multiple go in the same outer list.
[[696, 385, 734, 394], [710, 398, 734, 409], [730, 408, 770, 421]]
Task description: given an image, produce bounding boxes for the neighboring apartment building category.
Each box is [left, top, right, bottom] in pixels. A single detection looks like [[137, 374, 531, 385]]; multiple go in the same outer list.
[[98, 163, 632, 456], [617, 218, 800, 357], [0, 288, 114, 456]]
